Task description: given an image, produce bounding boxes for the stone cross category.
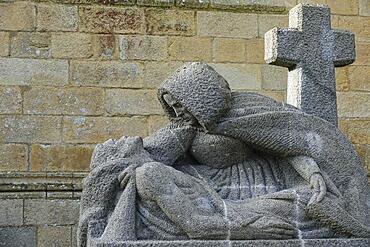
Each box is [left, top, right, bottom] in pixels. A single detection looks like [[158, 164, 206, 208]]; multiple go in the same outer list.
[[264, 4, 355, 126]]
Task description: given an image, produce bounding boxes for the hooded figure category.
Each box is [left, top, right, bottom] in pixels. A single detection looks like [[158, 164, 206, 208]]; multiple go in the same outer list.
[[78, 63, 370, 247]]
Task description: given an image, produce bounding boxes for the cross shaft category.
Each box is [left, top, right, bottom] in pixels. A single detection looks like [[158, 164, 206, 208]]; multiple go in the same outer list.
[[265, 4, 355, 126]]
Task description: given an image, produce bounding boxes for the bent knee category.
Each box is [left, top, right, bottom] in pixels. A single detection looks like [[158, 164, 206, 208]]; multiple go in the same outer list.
[[136, 162, 171, 199], [136, 162, 167, 181]]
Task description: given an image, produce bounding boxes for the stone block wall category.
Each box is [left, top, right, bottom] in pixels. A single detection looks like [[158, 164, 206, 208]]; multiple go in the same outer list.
[[0, 0, 369, 246]]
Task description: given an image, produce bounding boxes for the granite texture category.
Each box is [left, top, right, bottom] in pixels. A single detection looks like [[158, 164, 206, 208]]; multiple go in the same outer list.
[[87, 221, 370, 246], [78, 63, 370, 247], [265, 4, 355, 126], [0, 226, 37, 247], [78, 4, 369, 247]]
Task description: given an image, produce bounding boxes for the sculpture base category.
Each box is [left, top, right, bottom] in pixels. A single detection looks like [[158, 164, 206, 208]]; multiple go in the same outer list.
[[87, 221, 369, 247], [89, 239, 370, 247]]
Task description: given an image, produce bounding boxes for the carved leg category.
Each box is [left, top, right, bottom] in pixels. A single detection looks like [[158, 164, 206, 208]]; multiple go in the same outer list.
[[136, 162, 229, 240]]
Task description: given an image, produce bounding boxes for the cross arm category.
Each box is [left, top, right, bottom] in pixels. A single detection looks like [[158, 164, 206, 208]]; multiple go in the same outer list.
[[264, 27, 302, 69], [332, 30, 355, 67]]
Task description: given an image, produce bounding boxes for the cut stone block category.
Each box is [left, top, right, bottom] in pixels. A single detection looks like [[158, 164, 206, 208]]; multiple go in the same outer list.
[[265, 4, 355, 126]]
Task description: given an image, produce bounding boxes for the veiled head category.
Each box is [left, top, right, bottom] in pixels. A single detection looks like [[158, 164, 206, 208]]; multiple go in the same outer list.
[[158, 62, 232, 132]]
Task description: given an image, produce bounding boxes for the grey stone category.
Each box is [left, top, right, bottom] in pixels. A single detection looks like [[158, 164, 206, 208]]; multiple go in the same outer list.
[[78, 4, 369, 247], [89, 239, 370, 247], [24, 199, 79, 225], [265, 4, 355, 126], [0, 199, 23, 226], [78, 62, 370, 246], [0, 227, 36, 247], [210, 63, 261, 91], [0, 58, 68, 86], [88, 221, 370, 246], [37, 225, 72, 247]]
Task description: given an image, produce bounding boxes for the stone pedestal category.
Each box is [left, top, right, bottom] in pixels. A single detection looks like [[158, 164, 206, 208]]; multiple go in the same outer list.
[[90, 238, 370, 247], [87, 221, 370, 247]]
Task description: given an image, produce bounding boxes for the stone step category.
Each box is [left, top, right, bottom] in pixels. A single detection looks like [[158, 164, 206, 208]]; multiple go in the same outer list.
[[90, 239, 370, 247]]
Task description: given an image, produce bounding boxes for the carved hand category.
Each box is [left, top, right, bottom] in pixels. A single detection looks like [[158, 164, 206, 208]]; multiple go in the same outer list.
[[308, 173, 327, 204], [118, 163, 141, 188], [248, 216, 297, 239]]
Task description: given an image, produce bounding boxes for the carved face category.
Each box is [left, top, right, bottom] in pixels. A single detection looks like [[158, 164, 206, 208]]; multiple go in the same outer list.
[[162, 93, 198, 126]]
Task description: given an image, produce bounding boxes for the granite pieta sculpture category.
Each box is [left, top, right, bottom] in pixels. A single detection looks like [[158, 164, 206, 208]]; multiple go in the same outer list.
[[78, 4, 370, 247], [78, 62, 370, 246]]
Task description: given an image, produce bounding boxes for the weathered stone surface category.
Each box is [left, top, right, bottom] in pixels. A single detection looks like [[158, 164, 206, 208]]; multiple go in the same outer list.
[[0, 173, 58, 195], [46, 172, 74, 192], [168, 36, 212, 61], [37, 3, 78, 31], [148, 115, 169, 134], [197, 11, 258, 38], [10, 32, 51, 58], [213, 38, 245, 63], [143, 61, 182, 89], [259, 90, 286, 103], [354, 144, 370, 175], [293, 0, 317, 3], [41, 0, 134, 3], [336, 16, 370, 41], [145, 8, 195, 35], [346, 120, 370, 145], [0, 191, 47, 200], [72, 224, 78, 247], [89, 239, 370, 247], [261, 65, 287, 90], [24, 199, 79, 225], [106, 89, 163, 115], [327, 0, 359, 15], [47, 191, 74, 199], [0, 144, 28, 171], [0, 199, 23, 226], [38, 225, 72, 247], [92, 34, 119, 60], [137, 0, 174, 6], [51, 33, 92, 59], [335, 67, 349, 91], [0, 58, 68, 86], [265, 4, 355, 125], [297, 0, 326, 4], [0, 86, 22, 114], [245, 38, 264, 64], [337, 92, 370, 118], [210, 63, 261, 90], [211, 0, 240, 9], [79, 6, 145, 34], [79, 62, 370, 246], [0, 115, 62, 143], [243, 0, 296, 8], [63, 116, 148, 143], [31, 144, 94, 171], [0, 32, 9, 56], [0, 226, 36, 247], [348, 66, 370, 91], [23, 87, 104, 115], [73, 172, 88, 191], [70, 61, 143, 88], [176, 0, 209, 8], [359, 0, 370, 16], [354, 42, 370, 65], [258, 14, 288, 38], [0, 2, 36, 31], [120, 35, 167, 61]]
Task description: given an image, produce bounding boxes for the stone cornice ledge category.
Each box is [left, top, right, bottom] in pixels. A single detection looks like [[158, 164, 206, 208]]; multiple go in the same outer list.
[[0, 171, 88, 199], [32, 0, 292, 13]]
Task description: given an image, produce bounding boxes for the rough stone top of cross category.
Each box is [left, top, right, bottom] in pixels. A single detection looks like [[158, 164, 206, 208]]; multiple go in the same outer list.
[[265, 3, 355, 69], [264, 3, 356, 126]]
